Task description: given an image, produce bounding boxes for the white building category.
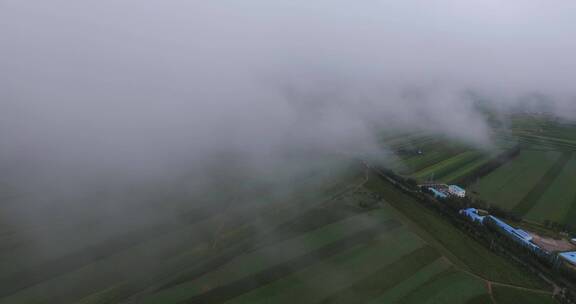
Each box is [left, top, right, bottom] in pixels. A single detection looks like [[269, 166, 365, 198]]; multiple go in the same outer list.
[[448, 185, 466, 198]]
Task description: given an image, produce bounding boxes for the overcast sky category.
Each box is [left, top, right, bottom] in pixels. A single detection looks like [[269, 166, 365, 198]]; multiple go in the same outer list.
[[1, 0, 576, 202]]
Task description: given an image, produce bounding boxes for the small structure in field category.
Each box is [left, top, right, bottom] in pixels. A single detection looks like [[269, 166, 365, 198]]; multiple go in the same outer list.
[[422, 183, 465, 199], [448, 185, 466, 198]]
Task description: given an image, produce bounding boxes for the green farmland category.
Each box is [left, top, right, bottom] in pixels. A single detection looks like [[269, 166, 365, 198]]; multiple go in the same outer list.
[[412, 151, 486, 182], [471, 150, 563, 210], [0, 162, 553, 304], [380, 133, 496, 184], [472, 149, 576, 226], [132, 172, 550, 304], [464, 117, 576, 227], [524, 157, 576, 225], [384, 119, 576, 229], [492, 286, 556, 304]]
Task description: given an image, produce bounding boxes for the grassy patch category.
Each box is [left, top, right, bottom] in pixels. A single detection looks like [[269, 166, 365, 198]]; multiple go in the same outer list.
[[172, 222, 402, 304], [412, 151, 485, 181], [512, 152, 572, 216], [441, 157, 491, 184], [401, 147, 468, 175], [492, 286, 555, 304], [140, 209, 397, 304], [472, 150, 561, 210], [524, 156, 576, 224], [364, 258, 452, 304], [224, 230, 426, 304], [398, 269, 487, 304], [0, 166, 368, 304], [318, 245, 441, 303]]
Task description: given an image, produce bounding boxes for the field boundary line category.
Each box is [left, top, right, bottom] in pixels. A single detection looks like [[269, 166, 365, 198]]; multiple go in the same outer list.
[[512, 152, 572, 215]]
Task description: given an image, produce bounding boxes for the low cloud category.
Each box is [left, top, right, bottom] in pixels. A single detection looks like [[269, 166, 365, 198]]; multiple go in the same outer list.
[[1, 0, 576, 243]]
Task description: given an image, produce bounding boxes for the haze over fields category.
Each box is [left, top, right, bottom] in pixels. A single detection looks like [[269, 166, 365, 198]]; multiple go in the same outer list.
[[1, 0, 576, 266]]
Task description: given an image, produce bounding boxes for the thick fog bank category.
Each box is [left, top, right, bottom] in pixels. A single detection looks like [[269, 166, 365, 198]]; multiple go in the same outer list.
[[1, 0, 576, 239]]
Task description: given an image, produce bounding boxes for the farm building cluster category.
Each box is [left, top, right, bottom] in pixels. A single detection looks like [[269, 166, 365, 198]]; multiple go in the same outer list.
[[460, 207, 576, 273], [423, 184, 466, 199]]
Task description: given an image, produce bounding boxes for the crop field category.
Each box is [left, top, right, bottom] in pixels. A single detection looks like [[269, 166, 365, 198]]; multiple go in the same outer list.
[[492, 286, 556, 304], [365, 262, 487, 304], [411, 151, 487, 182], [438, 157, 492, 184], [396, 144, 472, 176], [130, 173, 550, 304], [139, 209, 487, 304], [472, 149, 576, 226], [0, 163, 553, 304], [384, 119, 576, 215], [464, 117, 576, 226], [507, 115, 576, 152], [523, 156, 576, 225], [471, 150, 563, 210], [381, 133, 499, 185]]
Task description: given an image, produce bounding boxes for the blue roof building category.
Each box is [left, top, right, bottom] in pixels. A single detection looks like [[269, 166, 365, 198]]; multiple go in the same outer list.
[[484, 216, 544, 254], [459, 208, 485, 224], [487, 216, 533, 242], [559, 252, 576, 266], [428, 187, 447, 199]]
